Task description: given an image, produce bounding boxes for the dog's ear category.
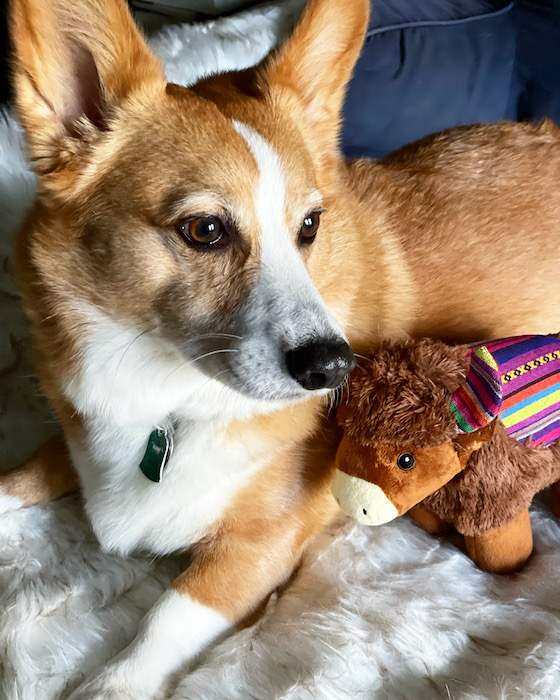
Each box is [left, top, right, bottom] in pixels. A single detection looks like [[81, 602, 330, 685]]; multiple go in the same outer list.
[[264, 0, 369, 164], [10, 0, 164, 172]]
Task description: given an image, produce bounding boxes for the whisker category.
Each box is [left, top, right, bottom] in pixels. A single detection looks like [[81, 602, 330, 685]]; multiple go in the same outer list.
[[162, 348, 239, 384], [111, 325, 157, 390], [191, 348, 239, 362], [353, 352, 373, 363], [340, 375, 351, 405], [102, 322, 157, 364], [327, 374, 350, 411], [186, 368, 232, 399], [187, 332, 243, 342]]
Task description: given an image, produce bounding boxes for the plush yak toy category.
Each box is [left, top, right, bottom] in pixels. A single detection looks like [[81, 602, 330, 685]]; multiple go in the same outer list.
[[332, 335, 560, 573]]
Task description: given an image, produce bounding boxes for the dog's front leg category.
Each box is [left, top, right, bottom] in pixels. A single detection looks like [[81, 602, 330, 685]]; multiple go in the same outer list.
[[67, 586, 230, 700], [67, 517, 306, 700], [0, 434, 78, 513]]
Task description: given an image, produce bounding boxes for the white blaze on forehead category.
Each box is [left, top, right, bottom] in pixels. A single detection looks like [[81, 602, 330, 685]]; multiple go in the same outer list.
[[231, 120, 346, 371], [231, 121, 336, 323], [232, 120, 294, 266]]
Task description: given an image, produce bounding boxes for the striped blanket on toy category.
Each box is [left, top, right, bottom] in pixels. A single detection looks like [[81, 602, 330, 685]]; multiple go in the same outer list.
[[450, 335, 560, 447]]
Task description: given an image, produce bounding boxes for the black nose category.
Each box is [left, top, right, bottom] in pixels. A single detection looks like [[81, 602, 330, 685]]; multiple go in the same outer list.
[[286, 341, 356, 391]]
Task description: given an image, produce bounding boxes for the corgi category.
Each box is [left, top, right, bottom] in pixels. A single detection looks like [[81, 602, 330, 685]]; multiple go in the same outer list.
[[4, 0, 560, 696]]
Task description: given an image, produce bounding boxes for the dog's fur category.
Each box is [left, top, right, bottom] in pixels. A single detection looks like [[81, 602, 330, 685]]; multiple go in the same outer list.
[[4, 0, 560, 695]]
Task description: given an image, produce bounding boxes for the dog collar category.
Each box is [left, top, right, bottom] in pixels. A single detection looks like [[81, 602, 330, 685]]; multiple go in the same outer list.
[[139, 424, 174, 483]]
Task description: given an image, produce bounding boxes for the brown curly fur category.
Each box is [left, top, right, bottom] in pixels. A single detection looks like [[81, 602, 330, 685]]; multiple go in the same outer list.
[[424, 424, 560, 536], [340, 338, 560, 536], [338, 339, 470, 449]]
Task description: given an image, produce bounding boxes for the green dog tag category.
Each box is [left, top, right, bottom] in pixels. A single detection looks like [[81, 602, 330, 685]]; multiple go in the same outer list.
[[139, 426, 174, 483]]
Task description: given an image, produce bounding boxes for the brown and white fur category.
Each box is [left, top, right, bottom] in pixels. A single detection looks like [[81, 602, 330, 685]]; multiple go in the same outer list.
[[5, 0, 560, 696]]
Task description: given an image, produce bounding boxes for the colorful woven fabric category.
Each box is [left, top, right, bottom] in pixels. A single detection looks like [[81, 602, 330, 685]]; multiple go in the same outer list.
[[449, 335, 560, 448]]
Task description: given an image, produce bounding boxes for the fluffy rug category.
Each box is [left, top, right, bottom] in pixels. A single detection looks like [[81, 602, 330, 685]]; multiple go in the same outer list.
[[2, 4, 560, 699]]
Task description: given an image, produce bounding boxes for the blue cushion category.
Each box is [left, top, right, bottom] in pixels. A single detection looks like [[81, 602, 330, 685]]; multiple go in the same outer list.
[[512, 0, 560, 124], [342, 1, 516, 158]]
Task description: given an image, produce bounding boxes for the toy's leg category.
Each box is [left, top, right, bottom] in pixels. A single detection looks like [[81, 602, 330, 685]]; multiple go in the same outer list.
[[0, 434, 78, 514], [463, 509, 533, 574], [550, 481, 560, 519], [408, 503, 449, 535]]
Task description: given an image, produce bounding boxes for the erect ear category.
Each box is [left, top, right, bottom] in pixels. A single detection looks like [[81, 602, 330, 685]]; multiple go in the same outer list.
[[10, 0, 165, 172], [264, 0, 369, 163], [454, 419, 497, 466]]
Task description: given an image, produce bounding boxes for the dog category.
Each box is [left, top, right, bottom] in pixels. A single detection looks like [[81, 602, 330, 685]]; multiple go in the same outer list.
[[4, 0, 560, 696]]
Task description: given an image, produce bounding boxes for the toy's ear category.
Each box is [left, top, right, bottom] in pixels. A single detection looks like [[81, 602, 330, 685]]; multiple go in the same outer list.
[[453, 419, 497, 467], [449, 345, 503, 434]]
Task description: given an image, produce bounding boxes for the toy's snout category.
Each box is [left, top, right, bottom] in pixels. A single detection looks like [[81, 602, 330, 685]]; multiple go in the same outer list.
[[331, 469, 398, 526]]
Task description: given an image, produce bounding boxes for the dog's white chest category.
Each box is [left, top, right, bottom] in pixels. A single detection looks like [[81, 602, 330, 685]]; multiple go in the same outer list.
[[69, 419, 262, 556], [62, 309, 280, 555]]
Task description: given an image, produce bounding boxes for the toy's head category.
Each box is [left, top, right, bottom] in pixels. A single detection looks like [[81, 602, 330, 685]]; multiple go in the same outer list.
[[332, 339, 496, 525]]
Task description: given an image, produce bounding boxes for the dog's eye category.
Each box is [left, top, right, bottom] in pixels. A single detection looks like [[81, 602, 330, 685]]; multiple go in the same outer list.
[[397, 453, 415, 471], [177, 217, 227, 248], [298, 211, 321, 246]]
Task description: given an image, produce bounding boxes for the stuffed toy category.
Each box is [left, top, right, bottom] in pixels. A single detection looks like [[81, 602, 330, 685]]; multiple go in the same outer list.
[[332, 335, 560, 573]]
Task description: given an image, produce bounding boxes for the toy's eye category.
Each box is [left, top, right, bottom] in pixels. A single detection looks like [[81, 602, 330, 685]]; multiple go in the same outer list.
[[397, 453, 415, 470]]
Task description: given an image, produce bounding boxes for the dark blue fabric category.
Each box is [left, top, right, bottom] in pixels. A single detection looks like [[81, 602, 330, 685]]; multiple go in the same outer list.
[[512, 1, 560, 123], [341, 0, 560, 159], [369, 0, 509, 28], [342, 1, 516, 158]]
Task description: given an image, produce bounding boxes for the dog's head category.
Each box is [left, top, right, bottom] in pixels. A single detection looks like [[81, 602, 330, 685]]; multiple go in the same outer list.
[[11, 0, 368, 411]]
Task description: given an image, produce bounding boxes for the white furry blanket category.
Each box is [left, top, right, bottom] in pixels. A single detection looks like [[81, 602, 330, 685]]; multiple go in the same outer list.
[[2, 5, 560, 699]]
